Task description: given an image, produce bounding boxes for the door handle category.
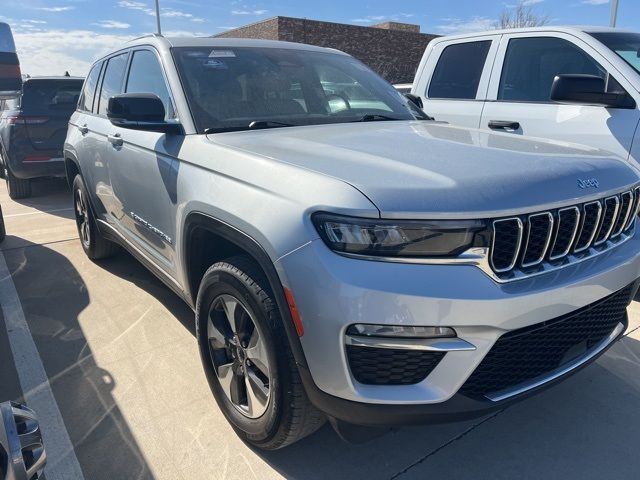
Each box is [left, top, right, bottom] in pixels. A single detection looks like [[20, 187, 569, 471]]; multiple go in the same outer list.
[[488, 120, 520, 131], [78, 124, 88, 135], [107, 133, 123, 147]]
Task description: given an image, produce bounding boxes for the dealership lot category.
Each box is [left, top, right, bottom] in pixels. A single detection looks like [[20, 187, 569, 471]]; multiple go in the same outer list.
[[1, 180, 640, 480]]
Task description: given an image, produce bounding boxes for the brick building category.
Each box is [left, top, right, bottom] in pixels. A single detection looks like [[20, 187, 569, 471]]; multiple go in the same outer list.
[[215, 16, 438, 84]]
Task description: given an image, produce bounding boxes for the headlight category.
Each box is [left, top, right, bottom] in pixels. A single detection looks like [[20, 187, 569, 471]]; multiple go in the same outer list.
[[312, 213, 489, 257]]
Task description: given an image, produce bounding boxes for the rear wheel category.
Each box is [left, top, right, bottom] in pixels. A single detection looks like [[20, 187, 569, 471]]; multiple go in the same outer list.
[[196, 256, 325, 449], [5, 169, 31, 200], [0, 148, 6, 179], [0, 205, 5, 242], [72, 174, 118, 260]]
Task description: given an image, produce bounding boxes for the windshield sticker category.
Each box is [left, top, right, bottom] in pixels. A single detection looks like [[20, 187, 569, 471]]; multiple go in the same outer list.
[[203, 59, 228, 69], [209, 49, 236, 58]]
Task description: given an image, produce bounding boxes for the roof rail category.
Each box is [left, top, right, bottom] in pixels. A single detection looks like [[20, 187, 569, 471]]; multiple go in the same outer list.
[[127, 33, 163, 42]]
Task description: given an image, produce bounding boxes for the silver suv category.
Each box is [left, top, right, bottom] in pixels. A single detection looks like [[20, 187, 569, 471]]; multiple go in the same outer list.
[[64, 36, 640, 449]]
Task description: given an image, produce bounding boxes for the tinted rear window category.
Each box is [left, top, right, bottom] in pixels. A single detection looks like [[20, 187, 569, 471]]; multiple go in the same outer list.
[[428, 41, 491, 99], [21, 80, 83, 113]]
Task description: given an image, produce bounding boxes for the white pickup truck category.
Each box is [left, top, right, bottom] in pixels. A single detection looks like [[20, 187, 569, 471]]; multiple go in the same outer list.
[[411, 26, 640, 166]]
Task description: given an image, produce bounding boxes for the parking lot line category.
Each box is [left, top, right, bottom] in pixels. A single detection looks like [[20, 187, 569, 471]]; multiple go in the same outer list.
[[4, 207, 73, 218], [0, 251, 85, 480]]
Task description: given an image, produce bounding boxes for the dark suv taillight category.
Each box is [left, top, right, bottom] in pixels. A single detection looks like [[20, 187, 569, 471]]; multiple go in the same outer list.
[[4, 115, 49, 125]]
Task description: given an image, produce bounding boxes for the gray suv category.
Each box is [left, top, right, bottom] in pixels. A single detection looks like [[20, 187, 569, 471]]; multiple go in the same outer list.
[[64, 36, 640, 449]]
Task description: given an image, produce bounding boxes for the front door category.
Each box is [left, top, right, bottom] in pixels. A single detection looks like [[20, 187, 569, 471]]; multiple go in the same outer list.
[[104, 48, 181, 275], [481, 33, 640, 163]]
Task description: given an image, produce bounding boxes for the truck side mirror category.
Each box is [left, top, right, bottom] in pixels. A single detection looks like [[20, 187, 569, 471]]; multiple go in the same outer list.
[[404, 93, 423, 109], [550, 74, 636, 109]]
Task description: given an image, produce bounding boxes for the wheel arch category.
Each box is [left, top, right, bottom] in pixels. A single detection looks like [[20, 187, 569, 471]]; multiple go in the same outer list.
[[64, 150, 82, 188], [182, 212, 309, 369]]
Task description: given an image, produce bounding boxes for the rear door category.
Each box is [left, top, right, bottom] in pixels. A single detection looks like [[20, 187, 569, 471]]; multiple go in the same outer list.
[[69, 61, 104, 196], [21, 79, 83, 156], [480, 32, 640, 161], [413, 36, 500, 128]]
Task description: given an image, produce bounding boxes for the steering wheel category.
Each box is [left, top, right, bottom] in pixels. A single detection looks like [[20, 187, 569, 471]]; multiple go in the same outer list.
[[325, 93, 351, 111]]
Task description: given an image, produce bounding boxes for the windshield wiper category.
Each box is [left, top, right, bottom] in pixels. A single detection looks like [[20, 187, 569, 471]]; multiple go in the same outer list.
[[356, 114, 403, 122], [204, 120, 294, 134]]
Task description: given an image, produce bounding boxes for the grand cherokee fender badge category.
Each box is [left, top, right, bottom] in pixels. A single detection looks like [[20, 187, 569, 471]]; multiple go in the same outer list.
[[577, 178, 599, 189], [130, 212, 173, 244]]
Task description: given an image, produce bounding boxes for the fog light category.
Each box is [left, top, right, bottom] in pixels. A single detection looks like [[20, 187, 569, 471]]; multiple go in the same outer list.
[[346, 324, 456, 338]]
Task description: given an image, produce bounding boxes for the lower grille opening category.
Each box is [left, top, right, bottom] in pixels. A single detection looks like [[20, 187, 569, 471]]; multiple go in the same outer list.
[[346, 346, 445, 385], [459, 283, 634, 400]]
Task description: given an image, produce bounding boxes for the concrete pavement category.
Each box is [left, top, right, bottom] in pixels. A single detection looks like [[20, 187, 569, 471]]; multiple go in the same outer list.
[[1, 179, 639, 480]]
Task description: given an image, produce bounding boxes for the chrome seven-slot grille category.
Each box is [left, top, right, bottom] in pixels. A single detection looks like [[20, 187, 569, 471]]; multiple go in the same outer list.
[[490, 187, 640, 277]]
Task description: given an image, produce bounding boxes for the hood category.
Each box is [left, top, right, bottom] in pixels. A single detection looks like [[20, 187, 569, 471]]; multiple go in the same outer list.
[[208, 121, 640, 219]]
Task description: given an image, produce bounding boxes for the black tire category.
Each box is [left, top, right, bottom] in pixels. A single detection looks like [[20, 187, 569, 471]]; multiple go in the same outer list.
[[0, 205, 5, 242], [196, 256, 325, 450], [0, 149, 6, 180], [72, 174, 119, 260], [5, 169, 31, 200]]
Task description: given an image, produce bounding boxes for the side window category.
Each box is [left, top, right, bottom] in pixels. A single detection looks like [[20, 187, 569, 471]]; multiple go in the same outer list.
[[125, 49, 175, 119], [97, 53, 128, 116], [78, 61, 102, 112], [428, 41, 492, 100], [499, 37, 606, 102]]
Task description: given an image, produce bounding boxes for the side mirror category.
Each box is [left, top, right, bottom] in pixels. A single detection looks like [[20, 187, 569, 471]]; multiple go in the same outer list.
[[550, 74, 635, 109], [404, 93, 423, 109], [107, 93, 182, 134]]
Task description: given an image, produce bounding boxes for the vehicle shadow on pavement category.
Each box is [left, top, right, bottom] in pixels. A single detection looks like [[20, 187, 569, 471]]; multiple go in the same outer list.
[[92, 247, 640, 479], [4, 178, 73, 219], [256, 334, 640, 480], [97, 249, 195, 335], [3, 237, 155, 480]]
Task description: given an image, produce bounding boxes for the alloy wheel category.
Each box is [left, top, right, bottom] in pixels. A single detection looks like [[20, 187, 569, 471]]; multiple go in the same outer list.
[[74, 188, 90, 247], [207, 294, 272, 418]]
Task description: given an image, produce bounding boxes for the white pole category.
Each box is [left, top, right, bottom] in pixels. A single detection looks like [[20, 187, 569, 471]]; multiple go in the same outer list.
[[610, 0, 619, 28], [155, 0, 162, 35]]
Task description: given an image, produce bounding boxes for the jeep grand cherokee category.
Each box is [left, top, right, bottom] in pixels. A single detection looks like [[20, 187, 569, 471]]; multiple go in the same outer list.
[[64, 36, 640, 449]]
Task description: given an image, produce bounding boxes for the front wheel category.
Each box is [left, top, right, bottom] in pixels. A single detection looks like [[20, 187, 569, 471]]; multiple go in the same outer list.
[[72, 174, 118, 260], [196, 256, 325, 449]]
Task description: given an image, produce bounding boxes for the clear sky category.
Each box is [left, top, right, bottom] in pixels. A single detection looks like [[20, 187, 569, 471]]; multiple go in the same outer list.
[[0, 0, 637, 76]]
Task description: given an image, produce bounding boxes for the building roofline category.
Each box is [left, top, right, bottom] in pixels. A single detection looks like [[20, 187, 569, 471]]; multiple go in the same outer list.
[[214, 15, 435, 38]]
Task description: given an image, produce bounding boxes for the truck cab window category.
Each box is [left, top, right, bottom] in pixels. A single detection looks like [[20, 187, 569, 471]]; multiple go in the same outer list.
[[499, 37, 605, 102], [428, 41, 491, 100]]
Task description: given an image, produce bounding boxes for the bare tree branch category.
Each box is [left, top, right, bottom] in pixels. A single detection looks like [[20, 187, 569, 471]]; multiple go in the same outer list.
[[495, 1, 550, 29]]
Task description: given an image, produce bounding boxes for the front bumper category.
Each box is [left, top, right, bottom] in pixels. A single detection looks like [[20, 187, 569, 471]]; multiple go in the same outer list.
[[276, 231, 640, 412]]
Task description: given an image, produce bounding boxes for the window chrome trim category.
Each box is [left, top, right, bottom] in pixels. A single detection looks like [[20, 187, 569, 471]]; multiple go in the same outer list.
[[549, 206, 580, 261], [521, 212, 553, 268], [490, 218, 523, 273], [486, 322, 624, 402], [574, 200, 602, 253]]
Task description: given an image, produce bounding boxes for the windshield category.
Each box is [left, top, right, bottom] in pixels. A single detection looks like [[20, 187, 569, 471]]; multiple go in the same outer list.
[[171, 46, 423, 133], [590, 32, 640, 75]]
